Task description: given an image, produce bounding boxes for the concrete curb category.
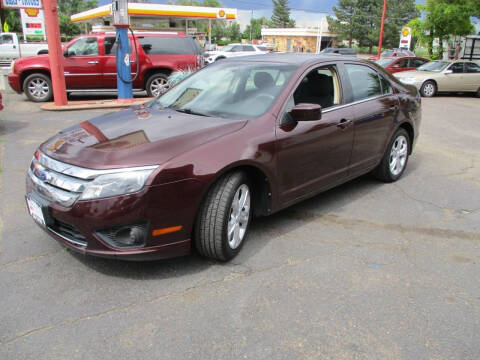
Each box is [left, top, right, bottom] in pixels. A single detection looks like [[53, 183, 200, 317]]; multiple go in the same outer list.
[[40, 97, 154, 111]]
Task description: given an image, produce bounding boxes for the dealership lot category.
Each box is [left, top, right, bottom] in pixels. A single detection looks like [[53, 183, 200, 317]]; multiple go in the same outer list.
[[0, 93, 479, 359]]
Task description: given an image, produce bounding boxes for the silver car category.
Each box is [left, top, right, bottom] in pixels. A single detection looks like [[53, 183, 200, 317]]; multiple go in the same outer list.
[[394, 60, 480, 97]]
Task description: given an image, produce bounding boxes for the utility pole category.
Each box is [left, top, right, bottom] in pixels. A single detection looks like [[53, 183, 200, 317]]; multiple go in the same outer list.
[[249, 9, 253, 42], [43, 0, 67, 105], [376, 0, 387, 59]]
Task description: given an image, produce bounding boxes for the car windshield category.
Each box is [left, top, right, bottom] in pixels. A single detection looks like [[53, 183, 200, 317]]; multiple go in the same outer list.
[[222, 44, 235, 52], [417, 61, 450, 72], [157, 62, 297, 119], [376, 58, 396, 67]]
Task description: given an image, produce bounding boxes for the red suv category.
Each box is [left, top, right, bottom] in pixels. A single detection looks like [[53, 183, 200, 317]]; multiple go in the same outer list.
[[376, 56, 429, 74], [8, 31, 202, 102]]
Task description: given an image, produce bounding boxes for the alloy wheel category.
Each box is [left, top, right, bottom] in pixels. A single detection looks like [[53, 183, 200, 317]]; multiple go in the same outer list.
[[227, 184, 251, 249], [150, 77, 168, 97], [389, 135, 408, 176], [27, 78, 50, 101]]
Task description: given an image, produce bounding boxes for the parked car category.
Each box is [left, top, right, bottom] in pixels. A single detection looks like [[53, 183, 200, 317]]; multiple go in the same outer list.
[[0, 32, 49, 67], [394, 60, 480, 97], [376, 56, 430, 74], [0, 92, 3, 110], [204, 43, 268, 64], [320, 47, 356, 56], [26, 54, 421, 261], [8, 31, 203, 101]]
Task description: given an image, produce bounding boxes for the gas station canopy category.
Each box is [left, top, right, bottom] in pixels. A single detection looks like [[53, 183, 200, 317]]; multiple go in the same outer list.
[[71, 3, 237, 23]]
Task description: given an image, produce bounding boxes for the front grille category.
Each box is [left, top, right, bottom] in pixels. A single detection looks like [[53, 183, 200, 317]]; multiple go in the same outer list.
[[49, 219, 87, 246], [28, 151, 90, 207]]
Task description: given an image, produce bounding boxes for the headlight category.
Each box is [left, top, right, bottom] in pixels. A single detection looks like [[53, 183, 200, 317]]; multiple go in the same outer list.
[[397, 77, 416, 83], [80, 168, 157, 200]]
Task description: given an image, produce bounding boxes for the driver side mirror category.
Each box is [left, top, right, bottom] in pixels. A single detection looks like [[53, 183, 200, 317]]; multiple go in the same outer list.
[[289, 103, 321, 122], [444, 69, 453, 75], [63, 50, 70, 57]]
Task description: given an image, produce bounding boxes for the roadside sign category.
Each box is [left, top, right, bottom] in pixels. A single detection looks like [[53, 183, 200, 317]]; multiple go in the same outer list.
[[20, 8, 46, 36], [1, 0, 42, 8], [399, 27, 412, 50]]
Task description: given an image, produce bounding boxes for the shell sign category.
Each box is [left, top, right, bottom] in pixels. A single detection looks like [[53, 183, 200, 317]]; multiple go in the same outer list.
[[399, 27, 412, 50], [24, 8, 39, 17], [217, 9, 226, 18]]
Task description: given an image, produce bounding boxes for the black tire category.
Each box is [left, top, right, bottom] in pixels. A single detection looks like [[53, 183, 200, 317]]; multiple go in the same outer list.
[[373, 128, 410, 183], [145, 73, 169, 97], [195, 171, 252, 261], [420, 80, 437, 97], [23, 73, 52, 102]]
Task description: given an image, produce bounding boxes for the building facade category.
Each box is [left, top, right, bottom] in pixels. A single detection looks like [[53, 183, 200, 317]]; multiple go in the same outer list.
[[261, 26, 337, 53]]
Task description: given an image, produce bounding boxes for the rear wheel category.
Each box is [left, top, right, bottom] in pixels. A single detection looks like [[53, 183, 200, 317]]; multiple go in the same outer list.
[[420, 80, 436, 97], [373, 128, 410, 182], [23, 73, 52, 102], [195, 171, 252, 261], [146, 73, 169, 97]]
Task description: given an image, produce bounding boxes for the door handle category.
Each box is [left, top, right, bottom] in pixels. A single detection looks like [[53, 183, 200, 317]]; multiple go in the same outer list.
[[337, 119, 353, 129], [87, 61, 99, 64]]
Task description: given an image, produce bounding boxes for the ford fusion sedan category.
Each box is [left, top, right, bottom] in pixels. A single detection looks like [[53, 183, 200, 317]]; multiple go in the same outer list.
[[26, 54, 421, 261], [394, 60, 480, 97]]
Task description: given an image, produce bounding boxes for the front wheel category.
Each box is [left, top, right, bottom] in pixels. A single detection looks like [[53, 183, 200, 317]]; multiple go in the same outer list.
[[195, 171, 252, 261], [23, 73, 52, 102], [146, 73, 169, 97], [373, 128, 410, 182], [420, 80, 436, 97]]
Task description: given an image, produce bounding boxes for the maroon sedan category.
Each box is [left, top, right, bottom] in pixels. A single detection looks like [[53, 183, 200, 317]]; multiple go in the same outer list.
[[26, 54, 421, 261], [376, 56, 430, 74]]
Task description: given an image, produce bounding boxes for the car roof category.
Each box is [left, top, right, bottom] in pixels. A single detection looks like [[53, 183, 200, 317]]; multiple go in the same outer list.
[[227, 53, 364, 65]]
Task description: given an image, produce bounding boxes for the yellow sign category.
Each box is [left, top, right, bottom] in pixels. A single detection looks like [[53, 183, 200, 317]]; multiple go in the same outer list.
[[402, 28, 410, 37], [3, 22, 10, 32], [25, 8, 40, 17]]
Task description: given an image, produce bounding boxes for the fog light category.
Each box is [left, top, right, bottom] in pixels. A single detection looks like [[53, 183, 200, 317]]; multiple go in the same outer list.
[[96, 223, 147, 248]]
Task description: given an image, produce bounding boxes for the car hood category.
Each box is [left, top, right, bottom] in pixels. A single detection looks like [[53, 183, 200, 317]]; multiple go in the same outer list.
[[394, 70, 436, 78], [40, 102, 247, 169]]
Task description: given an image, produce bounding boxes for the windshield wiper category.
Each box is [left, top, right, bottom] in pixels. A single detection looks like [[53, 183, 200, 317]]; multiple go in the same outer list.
[[173, 108, 211, 117]]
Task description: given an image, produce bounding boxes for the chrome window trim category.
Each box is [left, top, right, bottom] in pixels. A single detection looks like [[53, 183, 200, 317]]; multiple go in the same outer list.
[[36, 151, 158, 180], [323, 94, 387, 114]]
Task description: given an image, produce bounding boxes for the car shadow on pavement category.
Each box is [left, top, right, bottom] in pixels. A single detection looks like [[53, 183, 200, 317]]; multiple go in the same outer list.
[[66, 156, 420, 278]]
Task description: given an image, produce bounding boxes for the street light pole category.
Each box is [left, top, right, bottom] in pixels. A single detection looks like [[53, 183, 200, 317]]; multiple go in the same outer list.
[[377, 0, 387, 59]]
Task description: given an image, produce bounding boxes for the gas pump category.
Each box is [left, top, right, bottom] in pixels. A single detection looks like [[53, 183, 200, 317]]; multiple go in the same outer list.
[[112, 0, 132, 100]]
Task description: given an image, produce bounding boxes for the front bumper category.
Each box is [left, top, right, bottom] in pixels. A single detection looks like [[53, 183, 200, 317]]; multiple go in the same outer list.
[[26, 171, 204, 261], [8, 73, 22, 93]]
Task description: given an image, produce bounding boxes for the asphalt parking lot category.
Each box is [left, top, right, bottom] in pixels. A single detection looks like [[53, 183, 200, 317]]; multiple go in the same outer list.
[[0, 93, 479, 359]]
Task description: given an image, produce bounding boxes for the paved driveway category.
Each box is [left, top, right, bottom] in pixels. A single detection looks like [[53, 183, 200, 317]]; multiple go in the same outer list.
[[1, 93, 479, 359]]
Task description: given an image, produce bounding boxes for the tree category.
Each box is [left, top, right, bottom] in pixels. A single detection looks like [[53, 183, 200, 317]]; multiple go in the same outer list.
[[2, 9, 22, 33], [328, 0, 417, 52], [409, 0, 475, 58], [381, 0, 417, 49], [226, 22, 241, 41], [242, 17, 271, 40], [271, 0, 295, 28], [327, 0, 358, 47], [57, 0, 98, 38]]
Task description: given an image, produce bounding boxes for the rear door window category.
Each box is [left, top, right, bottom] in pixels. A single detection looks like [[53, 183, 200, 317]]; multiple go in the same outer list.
[[465, 62, 480, 73], [243, 45, 255, 51], [138, 36, 194, 55], [345, 64, 382, 102]]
